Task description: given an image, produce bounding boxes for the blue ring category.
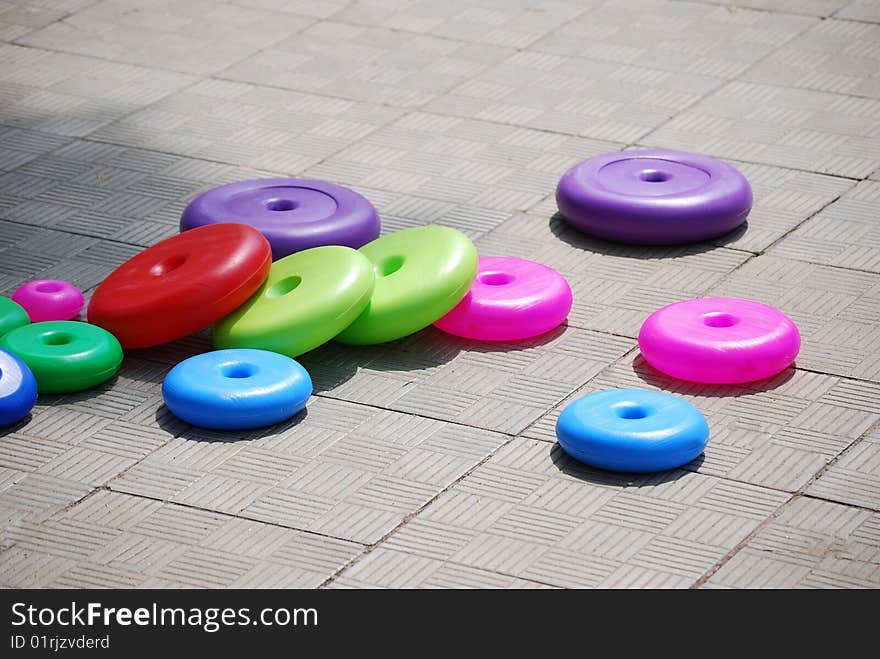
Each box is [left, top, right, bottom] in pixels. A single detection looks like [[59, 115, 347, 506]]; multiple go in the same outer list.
[[0, 348, 38, 426], [162, 348, 312, 430], [556, 389, 709, 473]]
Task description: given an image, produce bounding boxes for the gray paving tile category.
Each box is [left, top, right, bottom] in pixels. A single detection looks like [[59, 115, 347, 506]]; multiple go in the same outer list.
[[0, 0, 95, 41], [108, 397, 508, 544], [835, 0, 880, 22], [807, 426, 880, 510], [644, 81, 880, 177], [522, 354, 880, 492], [707, 496, 879, 588], [743, 19, 880, 98], [374, 437, 790, 588], [770, 179, 880, 272], [0, 490, 362, 588], [0, 128, 71, 172], [299, 325, 634, 435], [709, 254, 880, 381], [532, 0, 815, 78], [426, 50, 724, 142], [0, 44, 196, 137], [16, 0, 315, 75], [331, 0, 597, 48], [90, 79, 405, 171], [0, 140, 291, 248], [220, 21, 514, 108]]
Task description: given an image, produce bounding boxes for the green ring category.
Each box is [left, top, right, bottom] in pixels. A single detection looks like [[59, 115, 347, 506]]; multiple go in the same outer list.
[[336, 226, 478, 345], [0, 296, 29, 338], [213, 245, 375, 357], [0, 321, 123, 393]]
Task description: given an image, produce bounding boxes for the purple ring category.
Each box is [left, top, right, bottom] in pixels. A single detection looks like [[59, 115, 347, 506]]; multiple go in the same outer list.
[[556, 150, 752, 245], [180, 178, 381, 259]]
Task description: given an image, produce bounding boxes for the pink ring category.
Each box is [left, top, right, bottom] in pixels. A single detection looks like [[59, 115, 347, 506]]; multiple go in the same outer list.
[[11, 279, 84, 323], [434, 256, 572, 341], [638, 297, 800, 384]]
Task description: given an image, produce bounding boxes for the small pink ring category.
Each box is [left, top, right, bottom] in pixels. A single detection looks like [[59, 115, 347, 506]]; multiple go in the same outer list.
[[638, 297, 800, 384], [434, 256, 572, 341], [12, 279, 84, 322]]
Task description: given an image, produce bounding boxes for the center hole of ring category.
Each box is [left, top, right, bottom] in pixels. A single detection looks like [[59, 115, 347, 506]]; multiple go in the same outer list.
[[41, 331, 74, 346], [639, 169, 670, 183], [35, 282, 63, 293], [703, 312, 739, 328], [266, 275, 302, 298], [377, 256, 404, 277], [221, 363, 257, 379], [149, 254, 187, 277], [266, 199, 299, 212], [478, 272, 514, 286], [614, 404, 649, 420]]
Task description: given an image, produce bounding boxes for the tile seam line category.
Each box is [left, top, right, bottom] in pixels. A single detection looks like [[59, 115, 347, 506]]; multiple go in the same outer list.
[[94, 484, 370, 548], [319, 340, 645, 588], [9, 14, 880, 108], [660, 0, 841, 19], [692, 415, 880, 588], [320, 433, 526, 588], [6, 6, 323, 81], [325, 0, 822, 41], [28, 116, 865, 185], [634, 9, 827, 149]]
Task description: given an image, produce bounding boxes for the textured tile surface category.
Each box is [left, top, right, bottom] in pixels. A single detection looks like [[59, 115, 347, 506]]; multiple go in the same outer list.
[[770, 179, 880, 272], [1, 0, 879, 589], [707, 496, 880, 588], [645, 81, 880, 177]]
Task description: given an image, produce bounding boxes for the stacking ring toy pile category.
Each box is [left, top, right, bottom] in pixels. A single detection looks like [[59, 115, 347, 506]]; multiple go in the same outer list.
[[214, 245, 375, 357], [556, 389, 709, 473], [0, 296, 29, 337], [181, 178, 381, 260], [0, 348, 38, 426], [162, 349, 312, 430], [0, 321, 123, 393], [556, 149, 752, 244], [0, 158, 802, 481], [336, 226, 478, 345], [638, 297, 801, 384], [434, 256, 572, 341], [12, 280, 84, 322], [88, 223, 272, 349]]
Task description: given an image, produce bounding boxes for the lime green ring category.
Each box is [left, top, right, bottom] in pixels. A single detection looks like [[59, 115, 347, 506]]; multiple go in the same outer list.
[[336, 226, 478, 345], [213, 245, 375, 357], [0, 321, 123, 393], [0, 296, 29, 338]]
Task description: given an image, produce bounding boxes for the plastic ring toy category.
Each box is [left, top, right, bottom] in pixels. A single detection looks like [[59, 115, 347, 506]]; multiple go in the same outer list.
[[12, 280, 84, 322], [162, 348, 312, 430], [434, 256, 572, 341], [88, 223, 271, 349], [336, 226, 478, 345], [0, 348, 38, 426], [556, 389, 709, 473], [0, 321, 123, 393], [638, 297, 800, 384], [180, 178, 381, 260], [556, 149, 752, 244], [0, 296, 29, 337], [214, 245, 375, 358]]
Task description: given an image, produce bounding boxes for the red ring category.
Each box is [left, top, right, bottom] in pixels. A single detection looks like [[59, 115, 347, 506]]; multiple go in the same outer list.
[[88, 223, 271, 349]]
